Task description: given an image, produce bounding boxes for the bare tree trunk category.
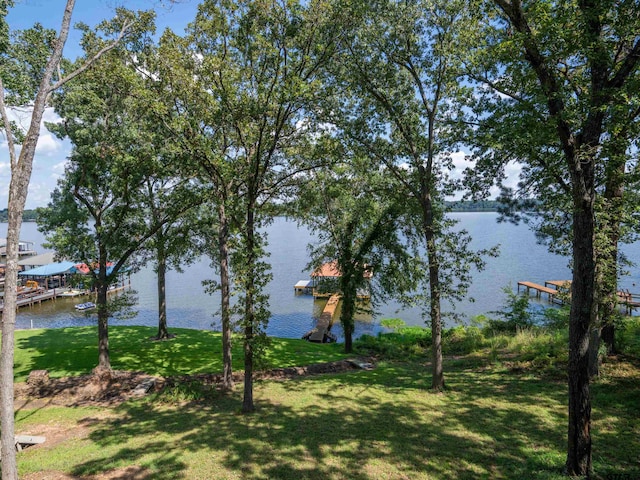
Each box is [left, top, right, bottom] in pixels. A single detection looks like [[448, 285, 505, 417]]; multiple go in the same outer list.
[[427, 232, 443, 391], [156, 237, 170, 339], [218, 203, 234, 391], [566, 194, 595, 477], [0, 201, 24, 480], [340, 278, 356, 353], [97, 278, 111, 370], [421, 185, 444, 391], [242, 206, 256, 413], [242, 322, 254, 413]]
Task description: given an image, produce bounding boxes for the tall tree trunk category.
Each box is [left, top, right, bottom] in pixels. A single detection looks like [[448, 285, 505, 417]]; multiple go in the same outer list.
[[242, 321, 254, 413], [0, 198, 24, 479], [242, 205, 256, 413], [156, 235, 170, 339], [218, 203, 234, 391], [565, 191, 596, 477], [421, 186, 444, 391], [340, 276, 356, 353], [427, 231, 443, 391], [96, 260, 111, 371]]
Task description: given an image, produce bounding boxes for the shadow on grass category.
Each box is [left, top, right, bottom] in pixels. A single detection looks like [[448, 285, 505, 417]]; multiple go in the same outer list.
[[68, 363, 582, 480], [14, 328, 639, 479], [74, 440, 188, 480]]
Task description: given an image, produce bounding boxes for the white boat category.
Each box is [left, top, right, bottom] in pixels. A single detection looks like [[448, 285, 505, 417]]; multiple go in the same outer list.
[[74, 302, 95, 311]]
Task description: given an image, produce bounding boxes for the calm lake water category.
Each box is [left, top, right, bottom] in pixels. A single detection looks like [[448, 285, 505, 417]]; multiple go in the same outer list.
[[3, 213, 640, 341]]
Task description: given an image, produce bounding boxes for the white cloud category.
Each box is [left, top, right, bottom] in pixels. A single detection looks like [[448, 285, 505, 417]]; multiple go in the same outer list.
[[447, 150, 523, 200], [0, 107, 71, 209], [51, 160, 68, 176], [450, 150, 473, 173], [27, 181, 55, 208], [35, 132, 62, 156]]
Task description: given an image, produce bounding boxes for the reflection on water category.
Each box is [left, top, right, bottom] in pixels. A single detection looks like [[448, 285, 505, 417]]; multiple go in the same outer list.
[[4, 214, 640, 342]]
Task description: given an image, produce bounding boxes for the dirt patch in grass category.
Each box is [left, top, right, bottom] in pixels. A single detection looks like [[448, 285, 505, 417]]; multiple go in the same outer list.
[[15, 370, 159, 408], [15, 358, 374, 408]]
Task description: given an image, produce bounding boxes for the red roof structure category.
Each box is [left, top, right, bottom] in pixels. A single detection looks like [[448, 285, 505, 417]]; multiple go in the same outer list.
[[311, 261, 373, 279], [311, 261, 341, 278]]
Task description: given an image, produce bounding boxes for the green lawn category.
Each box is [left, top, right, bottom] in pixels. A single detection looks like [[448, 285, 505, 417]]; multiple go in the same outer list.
[[11, 326, 640, 479], [13, 326, 347, 382]]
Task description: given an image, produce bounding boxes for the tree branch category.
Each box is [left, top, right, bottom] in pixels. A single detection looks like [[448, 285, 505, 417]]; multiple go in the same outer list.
[[0, 78, 17, 169], [49, 19, 134, 93]]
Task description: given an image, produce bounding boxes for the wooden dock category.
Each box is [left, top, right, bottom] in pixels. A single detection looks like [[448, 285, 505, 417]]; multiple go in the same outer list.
[[0, 289, 58, 313], [305, 294, 340, 343], [520, 280, 639, 314], [544, 280, 571, 290], [0, 284, 129, 313], [617, 289, 640, 315], [517, 281, 564, 303]]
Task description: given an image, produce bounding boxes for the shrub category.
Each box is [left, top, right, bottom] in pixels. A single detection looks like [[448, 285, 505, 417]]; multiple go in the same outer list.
[[442, 326, 485, 355], [486, 286, 536, 333], [355, 326, 431, 360], [542, 306, 570, 329], [380, 318, 407, 331], [617, 317, 640, 357]]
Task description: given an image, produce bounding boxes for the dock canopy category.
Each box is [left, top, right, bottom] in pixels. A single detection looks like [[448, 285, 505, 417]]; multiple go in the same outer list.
[[18, 261, 79, 277], [18, 252, 57, 269], [311, 260, 373, 279]]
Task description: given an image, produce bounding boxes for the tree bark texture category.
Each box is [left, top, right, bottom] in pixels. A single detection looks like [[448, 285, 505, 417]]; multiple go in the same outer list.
[[97, 278, 111, 370], [566, 195, 595, 476], [156, 238, 169, 339], [0, 201, 23, 480], [242, 206, 256, 413], [420, 184, 444, 391], [340, 277, 356, 354]]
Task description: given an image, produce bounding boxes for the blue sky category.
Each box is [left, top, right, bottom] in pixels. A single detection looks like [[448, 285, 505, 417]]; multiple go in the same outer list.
[[1, 0, 200, 209]]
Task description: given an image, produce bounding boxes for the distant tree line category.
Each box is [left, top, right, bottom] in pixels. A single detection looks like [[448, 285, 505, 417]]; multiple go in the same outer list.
[[0, 209, 37, 223], [0, 203, 506, 222], [446, 200, 500, 212]]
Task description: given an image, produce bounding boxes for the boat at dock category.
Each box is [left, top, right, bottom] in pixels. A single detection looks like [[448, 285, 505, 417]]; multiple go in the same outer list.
[[74, 302, 96, 311]]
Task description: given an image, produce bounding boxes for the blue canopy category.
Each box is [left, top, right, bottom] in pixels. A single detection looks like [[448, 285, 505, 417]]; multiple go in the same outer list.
[[18, 261, 79, 277]]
